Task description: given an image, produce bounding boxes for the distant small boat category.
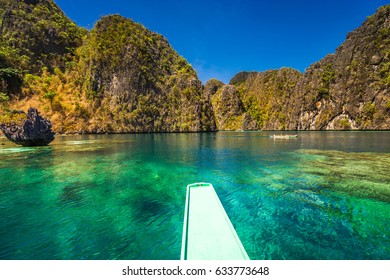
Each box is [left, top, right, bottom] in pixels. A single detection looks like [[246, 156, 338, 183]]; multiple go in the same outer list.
[[271, 134, 298, 139]]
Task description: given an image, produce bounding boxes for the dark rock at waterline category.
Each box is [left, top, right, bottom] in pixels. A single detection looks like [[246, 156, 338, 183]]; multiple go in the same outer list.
[[0, 107, 55, 146]]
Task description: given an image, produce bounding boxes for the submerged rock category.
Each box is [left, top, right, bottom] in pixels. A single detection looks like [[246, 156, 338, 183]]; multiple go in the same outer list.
[[0, 107, 55, 146]]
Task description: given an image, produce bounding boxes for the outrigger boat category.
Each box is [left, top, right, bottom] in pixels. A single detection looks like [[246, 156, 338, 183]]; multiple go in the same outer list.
[[270, 134, 298, 139], [181, 182, 249, 260]]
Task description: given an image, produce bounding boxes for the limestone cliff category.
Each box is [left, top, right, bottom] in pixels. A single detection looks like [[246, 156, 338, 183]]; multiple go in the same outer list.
[[0, 0, 85, 75], [1, 1, 389, 133], [222, 5, 390, 131], [228, 69, 303, 130], [296, 5, 390, 130], [0, 1, 215, 133], [73, 15, 215, 133]]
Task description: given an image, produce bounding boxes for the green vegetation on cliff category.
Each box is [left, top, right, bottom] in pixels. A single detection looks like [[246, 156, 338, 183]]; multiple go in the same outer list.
[[0, 1, 215, 133], [0, 1, 389, 133], [211, 5, 390, 131], [0, 0, 85, 125], [297, 5, 390, 130], [0, 0, 85, 74], [72, 15, 215, 133], [209, 69, 304, 131]]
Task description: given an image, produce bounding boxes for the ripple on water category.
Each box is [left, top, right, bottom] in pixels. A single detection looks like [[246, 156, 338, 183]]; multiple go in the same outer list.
[[0, 147, 37, 154]]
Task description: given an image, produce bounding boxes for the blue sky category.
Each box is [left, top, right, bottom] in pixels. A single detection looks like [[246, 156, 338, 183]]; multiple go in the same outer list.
[[55, 0, 388, 84]]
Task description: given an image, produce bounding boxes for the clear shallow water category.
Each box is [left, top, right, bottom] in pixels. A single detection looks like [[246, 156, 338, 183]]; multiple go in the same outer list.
[[0, 131, 389, 260]]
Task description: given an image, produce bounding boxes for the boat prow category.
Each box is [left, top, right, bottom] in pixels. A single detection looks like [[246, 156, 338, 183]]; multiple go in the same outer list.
[[181, 182, 249, 260]]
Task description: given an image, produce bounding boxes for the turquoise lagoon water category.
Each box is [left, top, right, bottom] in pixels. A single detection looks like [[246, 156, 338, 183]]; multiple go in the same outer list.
[[0, 131, 389, 259]]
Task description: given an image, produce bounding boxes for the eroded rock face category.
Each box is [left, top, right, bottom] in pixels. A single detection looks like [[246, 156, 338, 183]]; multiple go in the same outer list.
[[210, 5, 390, 131], [0, 107, 55, 146], [211, 85, 245, 130]]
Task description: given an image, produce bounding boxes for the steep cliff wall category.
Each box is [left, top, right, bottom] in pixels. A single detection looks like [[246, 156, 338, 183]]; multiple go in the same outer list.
[[0, 1, 215, 133], [222, 5, 390, 131], [71, 15, 215, 133], [296, 5, 390, 130], [1, 1, 389, 133]]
